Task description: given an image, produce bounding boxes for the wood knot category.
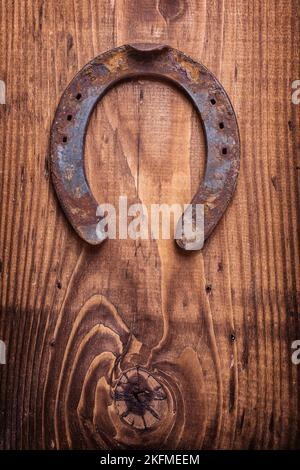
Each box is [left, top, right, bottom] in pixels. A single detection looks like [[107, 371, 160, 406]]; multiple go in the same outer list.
[[114, 367, 168, 430], [158, 0, 187, 23]]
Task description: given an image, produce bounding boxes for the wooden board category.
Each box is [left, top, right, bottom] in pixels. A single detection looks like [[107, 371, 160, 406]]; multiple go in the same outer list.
[[0, 0, 299, 449]]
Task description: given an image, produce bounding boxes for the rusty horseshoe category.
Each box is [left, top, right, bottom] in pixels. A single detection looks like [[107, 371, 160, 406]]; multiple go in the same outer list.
[[50, 43, 240, 249]]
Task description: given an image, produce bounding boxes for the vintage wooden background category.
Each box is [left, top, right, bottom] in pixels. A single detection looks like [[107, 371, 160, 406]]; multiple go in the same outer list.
[[0, 0, 299, 450]]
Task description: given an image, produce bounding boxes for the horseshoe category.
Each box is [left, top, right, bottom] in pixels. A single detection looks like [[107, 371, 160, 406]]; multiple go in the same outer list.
[[50, 43, 240, 249]]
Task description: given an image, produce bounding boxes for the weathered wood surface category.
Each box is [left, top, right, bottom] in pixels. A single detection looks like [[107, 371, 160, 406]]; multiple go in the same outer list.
[[0, 0, 299, 449]]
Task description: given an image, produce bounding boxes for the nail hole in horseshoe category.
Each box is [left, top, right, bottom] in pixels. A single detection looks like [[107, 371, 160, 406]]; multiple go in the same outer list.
[[76, 93, 82, 100], [219, 122, 224, 129], [222, 147, 227, 155], [63, 136, 67, 143], [67, 114, 72, 121], [210, 98, 216, 105]]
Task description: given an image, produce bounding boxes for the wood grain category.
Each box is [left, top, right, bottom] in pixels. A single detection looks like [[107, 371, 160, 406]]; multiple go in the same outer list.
[[0, 0, 299, 449]]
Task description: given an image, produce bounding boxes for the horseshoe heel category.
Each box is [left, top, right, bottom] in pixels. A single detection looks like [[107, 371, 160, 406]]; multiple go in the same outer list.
[[50, 43, 240, 249]]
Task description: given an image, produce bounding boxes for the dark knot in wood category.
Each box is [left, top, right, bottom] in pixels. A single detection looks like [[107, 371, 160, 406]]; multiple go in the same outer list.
[[114, 367, 168, 430]]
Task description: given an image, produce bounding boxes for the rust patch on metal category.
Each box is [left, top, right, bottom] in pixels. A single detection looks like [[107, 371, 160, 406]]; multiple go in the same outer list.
[[50, 43, 240, 249]]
